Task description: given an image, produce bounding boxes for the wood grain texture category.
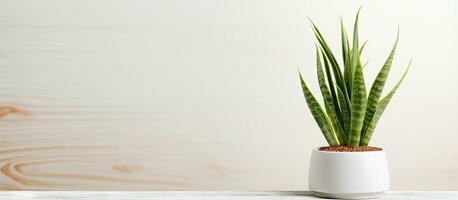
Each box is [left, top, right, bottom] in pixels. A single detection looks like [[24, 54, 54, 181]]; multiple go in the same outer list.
[[0, 18, 238, 190], [1, 0, 313, 191]]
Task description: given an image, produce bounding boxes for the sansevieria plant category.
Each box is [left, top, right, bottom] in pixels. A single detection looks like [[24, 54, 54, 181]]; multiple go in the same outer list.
[[299, 9, 411, 148]]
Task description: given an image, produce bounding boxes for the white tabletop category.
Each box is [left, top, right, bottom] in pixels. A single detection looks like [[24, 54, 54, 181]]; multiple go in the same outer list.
[[0, 191, 457, 200]]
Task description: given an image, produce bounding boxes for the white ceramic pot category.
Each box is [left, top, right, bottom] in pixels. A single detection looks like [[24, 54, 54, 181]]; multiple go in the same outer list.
[[308, 147, 389, 199]]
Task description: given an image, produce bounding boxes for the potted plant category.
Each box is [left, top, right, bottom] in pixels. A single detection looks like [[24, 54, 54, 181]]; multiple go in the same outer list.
[[299, 9, 411, 199]]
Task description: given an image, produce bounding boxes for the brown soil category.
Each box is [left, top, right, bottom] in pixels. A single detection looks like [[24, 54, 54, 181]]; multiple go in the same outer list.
[[319, 145, 382, 152]]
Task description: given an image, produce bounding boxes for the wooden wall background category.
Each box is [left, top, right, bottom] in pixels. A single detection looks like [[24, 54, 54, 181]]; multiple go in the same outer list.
[[0, 0, 457, 190]]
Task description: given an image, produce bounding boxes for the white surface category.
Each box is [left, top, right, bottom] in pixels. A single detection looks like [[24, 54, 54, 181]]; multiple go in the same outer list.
[[0, 0, 457, 190], [0, 191, 457, 200], [309, 149, 389, 196]]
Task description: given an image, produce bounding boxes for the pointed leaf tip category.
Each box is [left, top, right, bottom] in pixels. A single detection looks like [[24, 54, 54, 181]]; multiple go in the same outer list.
[[360, 60, 411, 146]]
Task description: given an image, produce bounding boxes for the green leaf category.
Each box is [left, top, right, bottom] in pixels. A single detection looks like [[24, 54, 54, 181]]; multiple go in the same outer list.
[[351, 8, 361, 80], [299, 72, 340, 146], [362, 60, 369, 69], [320, 48, 343, 119], [359, 40, 368, 55], [316, 47, 346, 144], [340, 18, 353, 96], [348, 61, 367, 147], [361, 29, 400, 140], [361, 61, 411, 146], [308, 20, 348, 98], [309, 20, 353, 128], [341, 18, 353, 98], [340, 18, 350, 66], [337, 86, 351, 136], [344, 49, 353, 98]]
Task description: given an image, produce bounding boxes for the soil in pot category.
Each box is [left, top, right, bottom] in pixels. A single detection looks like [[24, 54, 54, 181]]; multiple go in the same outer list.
[[319, 145, 382, 152]]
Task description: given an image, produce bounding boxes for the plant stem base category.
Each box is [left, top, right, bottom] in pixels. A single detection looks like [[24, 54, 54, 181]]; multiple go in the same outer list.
[[312, 191, 385, 199]]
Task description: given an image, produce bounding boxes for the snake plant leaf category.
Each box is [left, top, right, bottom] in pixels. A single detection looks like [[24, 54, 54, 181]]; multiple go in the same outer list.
[[299, 72, 339, 146], [361, 60, 411, 146], [341, 19, 353, 98], [316, 47, 346, 144], [301, 9, 410, 148], [351, 8, 361, 80], [309, 20, 352, 123], [340, 18, 350, 66], [337, 86, 351, 135], [320, 48, 343, 118], [348, 60, 367, 147], [359, 40, 368, 55], [308, 20, 347, 97], [361, 29, 400, 139], [362, 60, 369, 69], [344, 49, 353, 98]]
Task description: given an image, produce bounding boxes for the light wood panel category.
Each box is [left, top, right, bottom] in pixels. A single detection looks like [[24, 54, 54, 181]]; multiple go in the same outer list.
[[0, 0, 458, 190]]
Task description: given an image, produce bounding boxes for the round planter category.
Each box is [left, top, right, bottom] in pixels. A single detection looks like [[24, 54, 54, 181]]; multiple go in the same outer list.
[[308, 147, 389, 199]]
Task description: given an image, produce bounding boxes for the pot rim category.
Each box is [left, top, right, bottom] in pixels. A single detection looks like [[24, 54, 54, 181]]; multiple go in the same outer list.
[[313, 147, 385, 154]]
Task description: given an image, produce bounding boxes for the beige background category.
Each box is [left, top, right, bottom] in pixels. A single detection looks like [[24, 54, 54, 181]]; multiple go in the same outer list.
[[0, 0, 457, 190]]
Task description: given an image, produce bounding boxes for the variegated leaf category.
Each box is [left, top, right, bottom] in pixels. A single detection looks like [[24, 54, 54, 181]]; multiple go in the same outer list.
[[350, 8, 361, 79], [316, 48, 346, 144], [361, 29, 400, 140], [299, 72, 339, 146], [348, 61, 367, 147], [337, 86, 351, 136], [361, 61, 411, 146]]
